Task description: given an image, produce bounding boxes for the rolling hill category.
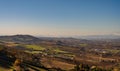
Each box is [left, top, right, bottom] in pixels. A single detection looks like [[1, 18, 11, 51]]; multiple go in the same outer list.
[[0, 35, 41, 44]]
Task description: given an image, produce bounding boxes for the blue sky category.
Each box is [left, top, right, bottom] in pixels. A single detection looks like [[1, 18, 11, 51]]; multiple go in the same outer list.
[[0, 0, 120, 36]]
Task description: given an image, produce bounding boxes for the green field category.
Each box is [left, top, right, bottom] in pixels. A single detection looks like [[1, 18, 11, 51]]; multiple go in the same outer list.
[[25, 50, 43, 54], [79, 43, 88, 47], [24, 45, 46, 51], [105, 49, 120, 54], [53, 48, 67, 53]]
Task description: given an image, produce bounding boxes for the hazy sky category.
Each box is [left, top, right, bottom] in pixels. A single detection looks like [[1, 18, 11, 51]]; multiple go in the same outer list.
[[0, 0, 120, 37]]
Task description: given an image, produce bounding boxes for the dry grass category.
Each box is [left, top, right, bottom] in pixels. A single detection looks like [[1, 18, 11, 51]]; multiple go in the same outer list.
[[0, 67, 10, 71], [41, 57, 75, 70], [52, 60, 75, 70]]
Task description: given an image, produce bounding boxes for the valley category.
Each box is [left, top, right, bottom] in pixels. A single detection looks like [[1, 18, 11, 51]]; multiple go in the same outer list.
[[0, 35, 120, 71]]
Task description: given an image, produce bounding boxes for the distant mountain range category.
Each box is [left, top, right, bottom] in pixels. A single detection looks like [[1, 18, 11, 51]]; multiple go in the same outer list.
[[0, 35, 91, 45], [78, 35, 120, 40], [0, 35, 120, 44]]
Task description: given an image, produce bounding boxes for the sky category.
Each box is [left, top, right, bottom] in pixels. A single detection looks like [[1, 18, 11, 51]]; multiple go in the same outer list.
[[0, 0, 120, 37]]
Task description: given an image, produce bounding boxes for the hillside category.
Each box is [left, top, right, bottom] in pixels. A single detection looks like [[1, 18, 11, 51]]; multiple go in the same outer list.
[[0, 35, 41, 44]]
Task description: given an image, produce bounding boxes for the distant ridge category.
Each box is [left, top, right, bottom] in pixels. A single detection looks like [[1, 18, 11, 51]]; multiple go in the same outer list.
[[78, 35, 120, 40], [0, 35, 41, 44]]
